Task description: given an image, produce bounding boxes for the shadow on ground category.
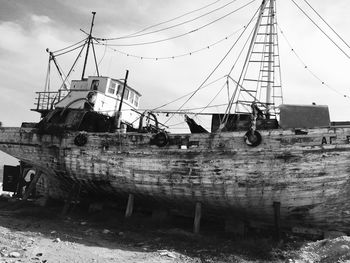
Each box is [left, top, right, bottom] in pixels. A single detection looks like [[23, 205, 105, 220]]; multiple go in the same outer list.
[[0, 198, 308, 263]]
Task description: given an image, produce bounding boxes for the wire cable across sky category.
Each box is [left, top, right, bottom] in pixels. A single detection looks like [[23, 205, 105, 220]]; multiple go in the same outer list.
[[96, 0, 257, 47], [110, 0, 223, 39], [95, 26, 246, 61], [291, 0, 350, 59], [278, 24, 350, 100], [99, 0, 239, 41]]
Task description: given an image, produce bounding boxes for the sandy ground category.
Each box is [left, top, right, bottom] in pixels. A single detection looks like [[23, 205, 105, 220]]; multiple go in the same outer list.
[[0, 197, 348, 263]]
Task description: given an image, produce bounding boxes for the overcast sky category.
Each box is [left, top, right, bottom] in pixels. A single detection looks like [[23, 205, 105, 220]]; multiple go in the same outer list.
[[1, 0, 350, 163]]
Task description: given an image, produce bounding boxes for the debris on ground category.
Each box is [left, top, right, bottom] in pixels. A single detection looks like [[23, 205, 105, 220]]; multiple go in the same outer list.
[[0, 198, 348, 262], [297, 236, 350, 263]]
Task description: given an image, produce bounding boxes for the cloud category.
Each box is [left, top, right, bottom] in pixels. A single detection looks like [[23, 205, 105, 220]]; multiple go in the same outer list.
[[0, 0, 350, 129], [0, 21, 28, 53], [31, 14, 52, 25]]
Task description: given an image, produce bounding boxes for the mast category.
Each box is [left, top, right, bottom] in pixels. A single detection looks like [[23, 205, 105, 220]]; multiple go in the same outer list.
[[222, 0, 282, 127], [220, 0, 268, 128], [81, 11, 96, 80], [265, 0, 275, 118]]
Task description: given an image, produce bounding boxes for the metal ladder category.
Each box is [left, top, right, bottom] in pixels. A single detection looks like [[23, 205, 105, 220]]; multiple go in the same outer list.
[[234, 0, 283, 118]]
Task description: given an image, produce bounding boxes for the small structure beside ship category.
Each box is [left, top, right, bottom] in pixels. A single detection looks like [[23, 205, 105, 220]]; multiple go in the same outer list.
[[1, 0, 350, 236]]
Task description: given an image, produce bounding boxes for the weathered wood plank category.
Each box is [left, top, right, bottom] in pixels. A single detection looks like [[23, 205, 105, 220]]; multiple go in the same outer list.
[[1, 127, 350, 232]]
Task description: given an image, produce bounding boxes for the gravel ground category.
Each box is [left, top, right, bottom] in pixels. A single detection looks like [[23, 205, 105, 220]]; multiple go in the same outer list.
[[0, 197, 348, 263]]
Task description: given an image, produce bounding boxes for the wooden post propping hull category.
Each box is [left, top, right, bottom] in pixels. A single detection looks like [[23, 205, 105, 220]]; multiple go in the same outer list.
[[1, 126, 350, 232]]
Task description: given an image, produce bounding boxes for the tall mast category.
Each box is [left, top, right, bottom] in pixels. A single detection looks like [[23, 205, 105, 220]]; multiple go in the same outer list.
[[220, 0, 269, 127], [81, 11, 96, 80], [265, 0, 275, 118], [222, 0, 282, 126]]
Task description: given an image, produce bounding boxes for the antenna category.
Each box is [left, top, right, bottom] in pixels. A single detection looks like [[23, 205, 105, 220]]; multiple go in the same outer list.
[[81, 11, 96, 80]]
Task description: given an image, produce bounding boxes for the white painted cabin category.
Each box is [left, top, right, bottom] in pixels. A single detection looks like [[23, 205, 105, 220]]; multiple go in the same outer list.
[[55, 76, 141, 127]]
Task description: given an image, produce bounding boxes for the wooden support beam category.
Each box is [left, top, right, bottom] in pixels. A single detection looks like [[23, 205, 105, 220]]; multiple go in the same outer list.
[[125, 194, 134, 218], [193, 202, 202, 234], [15, 161, 24, 197], [22, 170, 42, 200], [61, 183, 78, 216], [273, 201, 281, 240]]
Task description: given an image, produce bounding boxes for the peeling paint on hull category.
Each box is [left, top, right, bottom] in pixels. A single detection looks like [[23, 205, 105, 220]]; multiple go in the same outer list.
[[1, 127, 350, 232]]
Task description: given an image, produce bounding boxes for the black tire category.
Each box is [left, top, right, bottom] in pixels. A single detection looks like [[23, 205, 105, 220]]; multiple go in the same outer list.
[[244, 130, 262, 147], [154, 132, 169, 147], [74, 133, 88, 146]]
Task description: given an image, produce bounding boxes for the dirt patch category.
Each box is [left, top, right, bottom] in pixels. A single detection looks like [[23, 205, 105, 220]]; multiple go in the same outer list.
[[0, 198, 347, 263], [296, 236, 350, 263]]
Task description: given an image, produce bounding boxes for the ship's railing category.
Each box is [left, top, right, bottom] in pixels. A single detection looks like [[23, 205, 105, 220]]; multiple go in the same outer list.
[[33, 89, 68, 112]]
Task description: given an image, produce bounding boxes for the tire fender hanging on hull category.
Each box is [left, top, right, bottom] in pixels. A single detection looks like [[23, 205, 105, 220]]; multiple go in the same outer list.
[[244, 130, 262, 147]]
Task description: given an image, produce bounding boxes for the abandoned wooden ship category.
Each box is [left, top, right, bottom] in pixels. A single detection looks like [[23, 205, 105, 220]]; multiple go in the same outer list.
[[1, 0, 350, 234]]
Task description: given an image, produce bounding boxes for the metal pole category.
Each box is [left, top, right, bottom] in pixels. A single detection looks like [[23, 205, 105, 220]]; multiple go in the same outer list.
[[91, 40, 100, 76], [118, 70, 129, 113], [113, 70, 129, 130], [266, 0, 275, 118], [221, 0, 268, 128], [81, 11, 96, 80]]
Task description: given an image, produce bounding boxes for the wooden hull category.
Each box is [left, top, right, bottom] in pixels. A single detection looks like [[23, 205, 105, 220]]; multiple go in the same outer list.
[[1, 126, 350, 232]]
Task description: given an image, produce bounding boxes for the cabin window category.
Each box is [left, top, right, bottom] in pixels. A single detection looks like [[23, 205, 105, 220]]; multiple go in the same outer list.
[[91, 79, 99, 90], [116, 84, 123, 96], [123, 89, 129, 100], [108, 81, 116, 95], [129, 91, 135, 104], [135, 95, 139, 107]]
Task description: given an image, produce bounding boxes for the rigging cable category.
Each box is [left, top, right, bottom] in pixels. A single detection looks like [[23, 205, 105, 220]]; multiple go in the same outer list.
[[227, 20, 255, 76], [101, 0, 239, 40], [302, 0, 350, 50], [53, 43, 87, 57], [91, 39, 100, 76], [151, 76, 227, 111], [129, 76, 227, 126], [97, 0, 257, 47], [180, 103, 228, 112], [196, 81, 228, 115], [96, 26, 245, 60], [277, 24, 350, 99], [59, 42, 87, 90], [164, 5, 260, 124], [150, 103, 228, 114], [114, 0, 223, 39], [53, 59, 69, 86], [44, 57, 51, 93], [51, 38, 87, 54], [290, 0, 350, 59], [95, 39, 108, 73]]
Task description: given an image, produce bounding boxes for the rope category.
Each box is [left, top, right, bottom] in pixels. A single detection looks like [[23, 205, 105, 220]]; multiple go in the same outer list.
[[54, 43, 86, 57], [302, 0, 350, 50], [101, 0, 238, 40], [95, 39, 108, 74], [52, 38, 87, 54], [278, 24, 350, 99], [97, 0, 257, 47], [97, 26, 245, 61], [196, 82, 228, 115], [109, 0, 223, 39], [290, 0, 350, 59], [151, 76, 227, 111], [164, 5, 260, 124], [129, 76, 227, 126]]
